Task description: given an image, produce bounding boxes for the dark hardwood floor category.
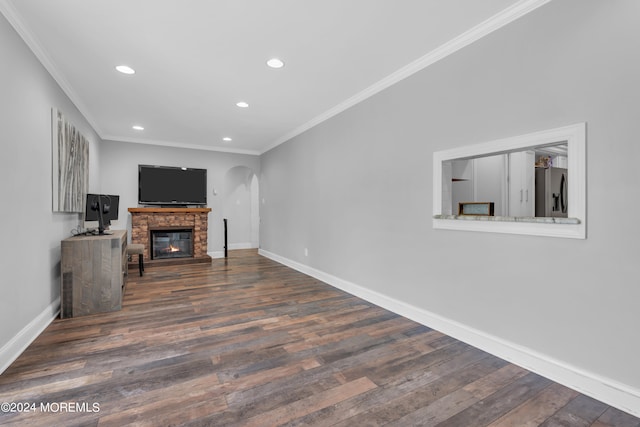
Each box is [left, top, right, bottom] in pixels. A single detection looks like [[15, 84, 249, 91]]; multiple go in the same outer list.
[[0, 250, 638, 426]]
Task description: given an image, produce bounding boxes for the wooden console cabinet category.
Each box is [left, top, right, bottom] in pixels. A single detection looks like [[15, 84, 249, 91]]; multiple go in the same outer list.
[[60, 229, 127, 318]]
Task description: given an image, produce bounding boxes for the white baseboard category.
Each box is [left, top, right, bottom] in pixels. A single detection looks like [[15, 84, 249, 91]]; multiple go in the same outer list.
[[0, 298, 60, 375], [228, 242, 256, 250], [209, 243, 257, 260], [258, 249, 640, 417]]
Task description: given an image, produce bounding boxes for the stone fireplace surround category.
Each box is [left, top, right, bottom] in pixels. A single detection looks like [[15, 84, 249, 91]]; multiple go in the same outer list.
[[128, 207, 212, 267]]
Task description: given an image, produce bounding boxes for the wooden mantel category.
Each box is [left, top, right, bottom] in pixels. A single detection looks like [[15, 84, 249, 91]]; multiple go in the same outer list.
[[128, 207, 212, 214]]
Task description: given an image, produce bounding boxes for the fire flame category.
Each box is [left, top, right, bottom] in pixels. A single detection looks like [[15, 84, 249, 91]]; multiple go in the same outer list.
[[168, 245, 180, 253]]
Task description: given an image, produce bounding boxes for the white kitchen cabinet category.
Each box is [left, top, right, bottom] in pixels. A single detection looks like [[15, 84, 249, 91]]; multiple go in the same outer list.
[[508, 150, 535, 217]]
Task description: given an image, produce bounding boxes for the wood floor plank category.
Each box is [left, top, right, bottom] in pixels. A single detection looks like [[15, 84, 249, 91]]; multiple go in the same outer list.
[[325, 355, 507, 427], [487, 382, 580, 427], [386, 363, 530, 426], [435, 372, 554, 427], [538, 394, 609, 427], [595, 407, 640, 427], [0, 250, 637, 426], [239, 376, 378, 427], [0, 371, 113, 401]]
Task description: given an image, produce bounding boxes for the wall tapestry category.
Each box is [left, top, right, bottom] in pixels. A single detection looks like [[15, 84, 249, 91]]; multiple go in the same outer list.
[[51, 108, 89, 212]]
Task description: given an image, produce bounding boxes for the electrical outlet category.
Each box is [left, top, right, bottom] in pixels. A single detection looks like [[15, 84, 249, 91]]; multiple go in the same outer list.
[[304, 248, 308, 257]]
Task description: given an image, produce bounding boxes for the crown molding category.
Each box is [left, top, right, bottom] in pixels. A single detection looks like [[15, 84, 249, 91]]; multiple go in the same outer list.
[[261, 0, 553, 154], [0, 0, 104, 136], [103, 136, 261, 156], [2, 0, 552, 156]]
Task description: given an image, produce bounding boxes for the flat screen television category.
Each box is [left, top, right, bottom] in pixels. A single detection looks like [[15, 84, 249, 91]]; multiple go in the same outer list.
[[138, 165, 207, 206], [85, 194, 119, 234]]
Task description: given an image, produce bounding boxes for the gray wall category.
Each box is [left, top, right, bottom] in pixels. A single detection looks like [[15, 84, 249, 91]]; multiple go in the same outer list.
[[99, 140, 260, 254], [260, 0, 640, 393], [0, 13, 102, 361]]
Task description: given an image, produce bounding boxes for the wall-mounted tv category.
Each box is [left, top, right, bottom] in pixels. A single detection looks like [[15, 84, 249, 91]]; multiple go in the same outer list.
[[138, 165, 207, 206]]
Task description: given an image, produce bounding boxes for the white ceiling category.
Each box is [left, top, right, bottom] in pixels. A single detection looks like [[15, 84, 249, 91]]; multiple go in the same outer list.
[[1, 0, 546, 155]]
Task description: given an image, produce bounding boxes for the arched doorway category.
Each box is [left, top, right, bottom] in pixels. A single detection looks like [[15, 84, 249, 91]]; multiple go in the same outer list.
[[222, 166, 259, 250]]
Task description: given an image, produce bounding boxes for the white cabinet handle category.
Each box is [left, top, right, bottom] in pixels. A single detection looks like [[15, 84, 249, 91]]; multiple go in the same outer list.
[[526, 189, 529, 202], [520, 189, 523, 203]]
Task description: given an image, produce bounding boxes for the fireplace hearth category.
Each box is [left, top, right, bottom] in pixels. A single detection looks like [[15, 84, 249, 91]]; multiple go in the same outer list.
[[151, 229, 193, 259]]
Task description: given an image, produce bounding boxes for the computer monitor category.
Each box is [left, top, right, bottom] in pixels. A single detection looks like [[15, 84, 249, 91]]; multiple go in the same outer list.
[[85, 194, 119, 234]]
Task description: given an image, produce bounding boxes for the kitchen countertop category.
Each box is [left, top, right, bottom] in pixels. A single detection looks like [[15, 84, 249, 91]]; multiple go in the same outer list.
[[433, 215, 580, 224]]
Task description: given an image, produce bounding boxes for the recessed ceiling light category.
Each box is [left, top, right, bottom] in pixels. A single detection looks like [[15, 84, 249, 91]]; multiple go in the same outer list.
[[236, 101, 249, 108], [132, 125, 144, 130], [266, 58, 285, 69], [223, 137, 232, 142], [116, 65, 135, 75]]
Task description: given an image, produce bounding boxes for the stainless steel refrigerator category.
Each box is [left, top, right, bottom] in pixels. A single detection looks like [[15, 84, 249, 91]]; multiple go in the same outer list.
[[535, 167, 568, 218]]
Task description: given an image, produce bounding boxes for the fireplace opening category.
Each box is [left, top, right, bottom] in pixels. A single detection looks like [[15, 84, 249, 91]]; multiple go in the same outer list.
[[151, 229, 193, 259]]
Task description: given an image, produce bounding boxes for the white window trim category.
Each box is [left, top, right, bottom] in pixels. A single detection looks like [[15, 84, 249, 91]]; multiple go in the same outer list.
[[433, 123, 586, 239]]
